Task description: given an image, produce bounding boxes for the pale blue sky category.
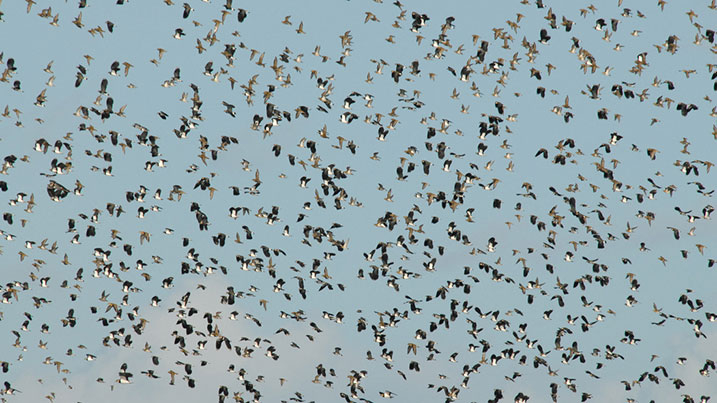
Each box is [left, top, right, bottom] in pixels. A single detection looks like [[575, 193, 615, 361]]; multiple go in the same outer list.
[[1, 0, 716, 402]]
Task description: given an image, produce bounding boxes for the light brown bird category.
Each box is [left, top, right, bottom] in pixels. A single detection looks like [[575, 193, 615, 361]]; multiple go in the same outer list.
[[696, 244, 706, 255], [73, 12, 84, 28], [365, 12, 379, 23], [686, 9, 697, 22]]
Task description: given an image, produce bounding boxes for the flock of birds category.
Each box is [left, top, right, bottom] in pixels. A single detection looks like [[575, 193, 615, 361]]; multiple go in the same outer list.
[[1, 0, 717, 402]]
